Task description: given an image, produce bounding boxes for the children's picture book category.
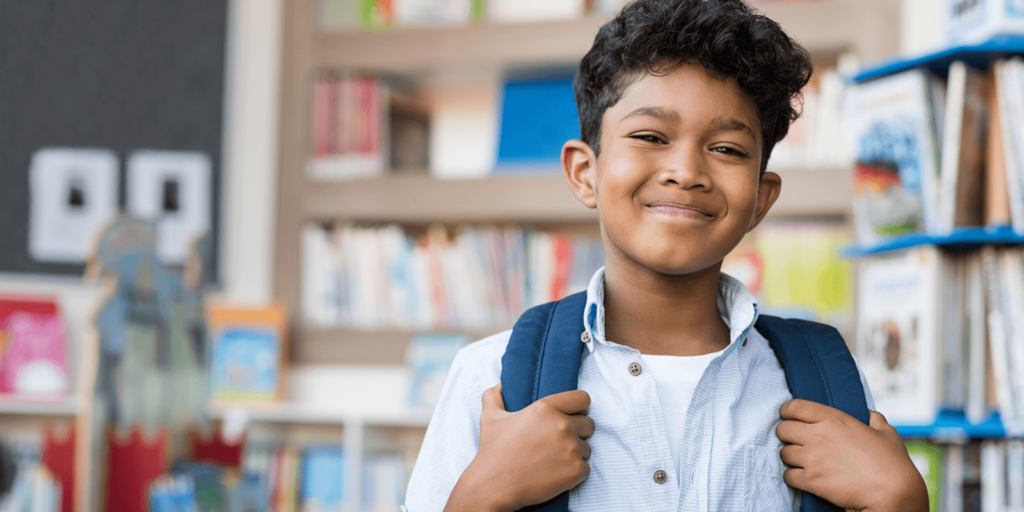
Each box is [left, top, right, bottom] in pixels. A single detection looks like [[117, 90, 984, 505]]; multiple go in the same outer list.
[[856, 246, 942, 426], [300, 447, 344, 512], [406, 334, 468, 412], [905, 441, 944, 512], [207, 303, 288, 402], [844, 68, 943, 241], [0, 296, 68, 397]]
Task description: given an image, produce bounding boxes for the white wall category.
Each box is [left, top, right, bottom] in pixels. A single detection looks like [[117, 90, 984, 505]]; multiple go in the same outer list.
[[220, 0, 283, 305]]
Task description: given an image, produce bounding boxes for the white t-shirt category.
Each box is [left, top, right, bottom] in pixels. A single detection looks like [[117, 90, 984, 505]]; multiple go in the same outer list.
[[642, 348, 726, 474]]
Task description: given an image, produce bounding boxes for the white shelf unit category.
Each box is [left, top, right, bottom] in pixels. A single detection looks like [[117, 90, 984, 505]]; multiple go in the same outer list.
[[0, 396, 79, 417]]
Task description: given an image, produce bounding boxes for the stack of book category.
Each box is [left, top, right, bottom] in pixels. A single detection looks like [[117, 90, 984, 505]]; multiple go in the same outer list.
[[855, 244, 1024, 432], [302, 223, 604, 330], [842, 57, 1024, 244], [309, 73, 387, 181], [320, 0, 630, 29], [768, 66, 852, 170], [902, 439, 1024, 512]]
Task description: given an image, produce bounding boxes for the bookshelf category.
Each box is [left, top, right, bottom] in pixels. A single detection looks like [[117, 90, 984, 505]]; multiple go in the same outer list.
[[273, 0, 897, 367], [240, 1, 906, 509]]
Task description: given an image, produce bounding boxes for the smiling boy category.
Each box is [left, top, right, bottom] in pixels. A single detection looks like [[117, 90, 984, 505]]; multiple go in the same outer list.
[[404, 1, 928, 511]]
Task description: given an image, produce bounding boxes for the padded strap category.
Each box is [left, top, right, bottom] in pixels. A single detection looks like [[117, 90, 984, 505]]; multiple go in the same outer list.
[[500, 292, 588, 512], [754, 314, 870, 512]]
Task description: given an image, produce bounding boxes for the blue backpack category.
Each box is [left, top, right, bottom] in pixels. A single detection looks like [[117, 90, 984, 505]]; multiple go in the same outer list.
[[500, 292, 868, 512]]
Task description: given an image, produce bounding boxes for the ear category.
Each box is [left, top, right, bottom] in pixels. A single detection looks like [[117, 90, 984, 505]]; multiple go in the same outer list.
[[748, 171, 782, 232], [562, 139, 598, 209]]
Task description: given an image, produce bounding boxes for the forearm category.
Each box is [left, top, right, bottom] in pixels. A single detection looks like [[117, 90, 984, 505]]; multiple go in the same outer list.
[[862, 471, 929, 512], [444, 463, 512, 512]]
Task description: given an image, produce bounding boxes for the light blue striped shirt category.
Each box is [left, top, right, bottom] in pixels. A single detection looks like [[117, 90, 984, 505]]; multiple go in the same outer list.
[[404, 268, 874, 511]]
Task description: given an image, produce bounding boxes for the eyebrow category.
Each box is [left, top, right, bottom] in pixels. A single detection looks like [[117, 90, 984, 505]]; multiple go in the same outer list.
[[621, 106, 680, 122], [712, 116, 757, 140]]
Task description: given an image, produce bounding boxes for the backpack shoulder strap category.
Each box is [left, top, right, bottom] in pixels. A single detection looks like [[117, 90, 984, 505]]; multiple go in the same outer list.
[[501, 291, 588, 411], [754, 314, 870, 512], [500, 291, 588, 512]]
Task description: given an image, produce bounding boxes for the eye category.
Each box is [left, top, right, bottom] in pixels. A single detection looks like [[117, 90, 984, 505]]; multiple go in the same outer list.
[[630, 133, 666, 144], [712, 146, 749, 158]]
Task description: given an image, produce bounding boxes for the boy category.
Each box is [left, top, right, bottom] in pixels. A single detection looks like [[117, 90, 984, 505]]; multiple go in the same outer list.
[[405, 0, 928, 510]]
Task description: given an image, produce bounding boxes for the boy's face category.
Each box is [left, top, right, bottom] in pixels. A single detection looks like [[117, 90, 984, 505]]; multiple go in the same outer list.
[[563, 63, 782, 277]]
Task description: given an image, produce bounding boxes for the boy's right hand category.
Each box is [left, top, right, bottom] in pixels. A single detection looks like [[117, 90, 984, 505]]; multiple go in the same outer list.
[[444, 383, 595, 512]]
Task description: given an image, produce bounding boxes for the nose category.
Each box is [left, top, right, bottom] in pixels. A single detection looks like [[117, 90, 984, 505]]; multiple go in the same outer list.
[[657, 143, 712, 190]]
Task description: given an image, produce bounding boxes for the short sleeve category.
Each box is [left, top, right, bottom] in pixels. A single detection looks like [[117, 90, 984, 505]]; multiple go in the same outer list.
[[403, 331, 509, 512]]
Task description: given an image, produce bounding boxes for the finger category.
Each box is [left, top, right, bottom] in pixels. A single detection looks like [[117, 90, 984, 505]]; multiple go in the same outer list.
[[539, 390, 591, 415], [578, 439, 592, 460], [779, 444, 806, 469], [868, 410, 890, 429], [775, 419, 812, 445], [782, 467, 808, 492], [570, 414, 595, 440], [779, 399, 833, 423], [481, 383, 505, 413]]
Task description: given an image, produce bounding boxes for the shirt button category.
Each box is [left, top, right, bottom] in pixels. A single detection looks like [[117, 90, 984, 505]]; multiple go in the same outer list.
[[653, 469, 667, 484], [628, 362, 642, 376], [581, 331, 592, 343]]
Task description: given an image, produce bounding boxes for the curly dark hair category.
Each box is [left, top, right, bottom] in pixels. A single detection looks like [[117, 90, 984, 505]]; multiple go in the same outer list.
[[575, 0, 813, 173]]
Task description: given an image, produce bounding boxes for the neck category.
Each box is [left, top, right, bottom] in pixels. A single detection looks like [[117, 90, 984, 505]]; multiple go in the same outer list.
[[602, 254, 732, 356]]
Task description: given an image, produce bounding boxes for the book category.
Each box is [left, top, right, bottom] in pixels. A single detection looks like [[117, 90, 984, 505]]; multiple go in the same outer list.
[[981, 246, 1020, 423], [495, 73, 579, 172], [300, 447, 344, 512], [994, 59, 1024, 235], [0, 297, 68, 397], [905, 441, 944, 512], [301, 223, 604, 330], [406, 334, 468, 412], [307, 73, 386, 181], [487, 0, 585, 23], [937, 60, 988, 233], [965, 252, 989, 424], [985, 65, 1012, 228], [844, 68, 942, 241], [856, 246, 942, 426], [981, 440, 1006, 512], [207, 303, 288, 402]]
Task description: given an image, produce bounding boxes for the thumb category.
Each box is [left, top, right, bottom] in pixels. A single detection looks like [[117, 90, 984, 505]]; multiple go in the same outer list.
[[481, 383, 506, 414]]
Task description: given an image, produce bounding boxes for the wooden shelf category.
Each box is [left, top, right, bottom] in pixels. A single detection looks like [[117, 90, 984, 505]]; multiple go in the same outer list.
[[208, 401, 431, 428], [315, 15, 610, 73], [0, 395, 78, 417], [311, 0, 898, 73], [298, 166, 852, 224], [295, 327, 504, 365]]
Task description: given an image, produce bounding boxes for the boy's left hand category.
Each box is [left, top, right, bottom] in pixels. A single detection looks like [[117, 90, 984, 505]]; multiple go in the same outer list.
[[776, 399, 928, 512]]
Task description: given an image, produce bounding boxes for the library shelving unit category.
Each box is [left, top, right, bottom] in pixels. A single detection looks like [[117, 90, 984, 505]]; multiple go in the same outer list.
[[256, 0, 899, 508], [273, 0, 899, 367], [841, 36, 1024, 441]]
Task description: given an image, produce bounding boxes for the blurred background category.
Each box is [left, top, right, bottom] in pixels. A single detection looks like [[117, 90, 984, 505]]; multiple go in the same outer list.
[[2, 0, 1023, 511]]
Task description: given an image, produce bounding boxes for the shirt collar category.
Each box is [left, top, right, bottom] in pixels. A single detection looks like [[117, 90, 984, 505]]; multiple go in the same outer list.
[[582, 266, 760, 354]]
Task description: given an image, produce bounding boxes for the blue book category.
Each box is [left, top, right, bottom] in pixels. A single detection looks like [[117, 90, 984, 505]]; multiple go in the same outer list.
[[301, 446, 345, 512], [496, 73, 579, 172]]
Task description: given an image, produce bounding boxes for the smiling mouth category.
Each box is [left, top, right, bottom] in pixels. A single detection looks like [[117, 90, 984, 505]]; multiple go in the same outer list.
[[644, 202, 715, 219]]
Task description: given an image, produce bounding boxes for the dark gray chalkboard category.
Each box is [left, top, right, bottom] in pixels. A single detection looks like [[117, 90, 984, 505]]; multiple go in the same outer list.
[[0, 0, 227, 277]]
